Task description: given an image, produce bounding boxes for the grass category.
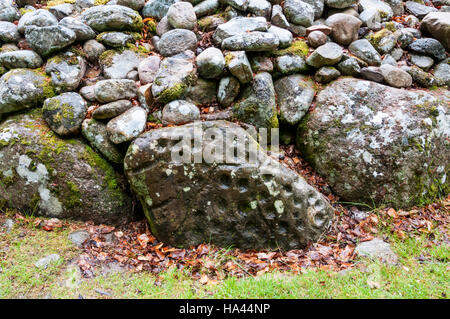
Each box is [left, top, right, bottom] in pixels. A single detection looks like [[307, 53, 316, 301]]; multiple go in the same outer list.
[[0, 210, 448, 299]]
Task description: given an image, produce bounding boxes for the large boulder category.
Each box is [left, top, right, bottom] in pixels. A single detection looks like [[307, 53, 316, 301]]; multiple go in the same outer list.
[[124, 120, 334, 249], [297, 78, 449, 208], [0, 110, 134, 224], [24, 25, 76, 58]]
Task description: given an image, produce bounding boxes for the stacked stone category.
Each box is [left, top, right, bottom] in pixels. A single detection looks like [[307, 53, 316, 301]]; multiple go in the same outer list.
[[0, 0, 448, 248]]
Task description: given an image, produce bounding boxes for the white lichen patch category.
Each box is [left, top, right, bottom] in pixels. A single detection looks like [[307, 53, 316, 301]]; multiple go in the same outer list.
[[38, 185, 63, 215], [16, 155, 49, 184], [274, 200, 284, 214]]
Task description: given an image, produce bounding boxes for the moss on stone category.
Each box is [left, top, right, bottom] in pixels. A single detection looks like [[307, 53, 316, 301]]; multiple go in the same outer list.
[[93, 0, 109, 5], [99, 50, 117, 67], [272, 40, 309, 57], [45, 0, 76, 7], [157, 83, 186, 104]]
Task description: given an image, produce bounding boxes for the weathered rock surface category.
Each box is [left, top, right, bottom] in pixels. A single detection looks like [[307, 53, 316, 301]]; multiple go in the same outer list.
[[106, 106, 147, 144], [81, 118, 124, 164], [275, 75, 315, 125], [157, 29, 197, 57], [24, 25, 76, 58], [42, 92, 87, 136], [421, 12, 450, 51], [297, 78, 449, 208], [45, 51, 87, 93], [80, 5, 143, 32], [151, 54, 196, 104], [99, 49, 142, 79], [0, 111, 133, 224], [233, 72, 278, 130], [94, 79, 137, 103], [0, 50, 43, 69], [0, 69, 53, 114], [124, 120, 334, 249]]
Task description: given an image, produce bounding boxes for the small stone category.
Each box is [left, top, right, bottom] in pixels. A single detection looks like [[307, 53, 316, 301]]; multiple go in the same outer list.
[[82, 118, 124, 164], [233, 71, 278, 130], [196, 47, 225, 79], [271, 4, 290, 29], [3, 219, 13, 233], [225, 51, 253, 84], [138, 56, 160, 85], [268, 26, 293, 48], [79, 86, 96, 101], [405, 1, 437, 18], [59, 17, 96, 42], [212, 17, 268, 44], [99, 49, 142, 79], [250, 55, 273, 73], [221, 31, 280, 52], [158, 29, 197, 57], [325, 13, 362, 46], [306, 25, 332, 35], [306, 42, 343, 68], [408, 38, 447, 61], [248, 0, 272, 19], [156, 16, 173, 36], [355, 238, 398, 265], [142, 0, 178, 20], [390, 47, 404, 61], [43, 92, 87, 136], [45, 51, 87, 93], [326, 0, 356, 8], [348, 39, 381, 66], [167, 2, 197, 30], [93, 100, 133, 119], [380, 64, 412, 88], [402, 65, 439, 88], [283, 0, 315, 27], [337, 57, 361, 76], [18, 9, 58, 34], [151, 55, 197, 104], [217, 76, 240, 107], [275, 54, 308, 74], [367, 29, 397, 54], [35, 254, 61, 268], [410, 54, 434, 71], [97, 32, 135, 48], [68, 230, 90, 248], [182, 78, 217, 105], [275, 74, 315, 125], [307, 30, 327, 48], [360, 66, 384, 82], [395, 28, 414, 49], [80, 5, 143, 32], [0, 50, 43, 69], [194, 0, 220, 18], [48, 3, 75, 20], [162, 99, 200, 125], [94, 79, 137, 103], [83, 40, 106, 63], [314, 66, 341, 83], [25, 25, 76, 58], [106, 106, 147, 144], [434, 58, 450, 86], [0, 21, 20, 43], [381, 54, 397, 66]]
